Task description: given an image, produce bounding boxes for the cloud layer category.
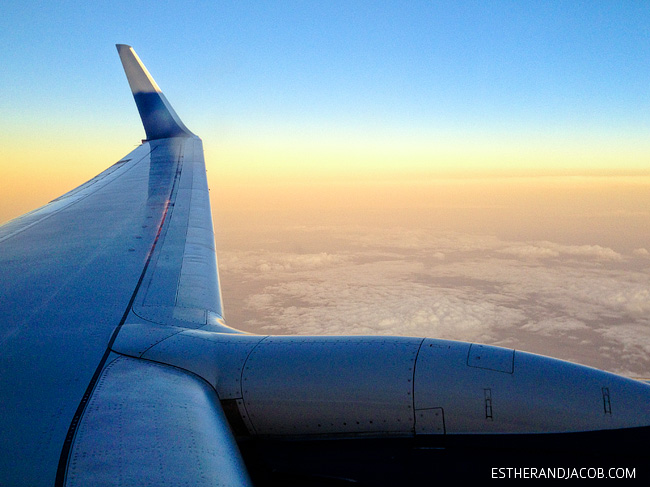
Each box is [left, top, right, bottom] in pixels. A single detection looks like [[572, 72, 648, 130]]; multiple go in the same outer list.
[[218, 225, 650, 377]]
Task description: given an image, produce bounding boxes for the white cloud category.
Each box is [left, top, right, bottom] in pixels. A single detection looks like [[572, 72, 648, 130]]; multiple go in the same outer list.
[[521, 317, 589, 336], [219, 251, 349, 274], [498, 241, 622, 261], [218, 227, 650, 377], [499, 245, 560, 259], [246, 276, 526, 343], [597, 324, 650, 375]]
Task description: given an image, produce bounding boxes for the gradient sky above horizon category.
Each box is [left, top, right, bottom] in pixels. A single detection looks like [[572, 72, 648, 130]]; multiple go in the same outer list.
[[3, 1, 650, 224]]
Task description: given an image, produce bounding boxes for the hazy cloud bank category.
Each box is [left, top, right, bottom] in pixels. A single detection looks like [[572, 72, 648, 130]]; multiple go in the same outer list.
[[218, 225, 650, 377]]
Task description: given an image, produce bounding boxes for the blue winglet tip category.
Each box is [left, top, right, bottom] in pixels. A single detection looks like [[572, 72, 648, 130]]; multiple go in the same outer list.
[[116, 44, 194, 140]]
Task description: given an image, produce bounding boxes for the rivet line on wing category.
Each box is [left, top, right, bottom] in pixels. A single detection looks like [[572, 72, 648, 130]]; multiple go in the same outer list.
[[54, 140, 185, 487]]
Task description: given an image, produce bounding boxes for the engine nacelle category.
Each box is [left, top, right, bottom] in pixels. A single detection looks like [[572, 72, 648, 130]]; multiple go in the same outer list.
[[113, 324, 650, 446], [234, 336, 650, 439], [239, 336, 421, 436]]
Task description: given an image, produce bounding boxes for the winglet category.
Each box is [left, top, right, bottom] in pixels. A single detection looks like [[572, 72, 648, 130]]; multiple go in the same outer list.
[[116, 44, 194, 140]]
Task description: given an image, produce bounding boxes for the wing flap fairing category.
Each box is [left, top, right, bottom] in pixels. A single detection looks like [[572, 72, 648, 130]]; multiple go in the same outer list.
[[65, 356, 252, 486]]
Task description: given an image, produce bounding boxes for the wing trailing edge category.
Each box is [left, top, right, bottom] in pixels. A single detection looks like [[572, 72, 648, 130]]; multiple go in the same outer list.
[[116, 44, 194, 140]]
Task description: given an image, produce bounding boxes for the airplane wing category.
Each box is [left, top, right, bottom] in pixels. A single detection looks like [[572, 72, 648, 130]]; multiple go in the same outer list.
[[0, 45, 250, 486], [3, 45, 650, 486]]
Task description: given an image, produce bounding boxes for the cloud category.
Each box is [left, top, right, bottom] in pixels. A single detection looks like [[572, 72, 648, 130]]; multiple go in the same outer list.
[[245, 275, 527, 343], [218, 227, 650, 377], [499, 245, 560, 259], [220, 251, 349, 274], [597, 324, 650, 375], [559, 244, 622, 261], [498, 241, 622, 261], [521, 317, 590, 336]]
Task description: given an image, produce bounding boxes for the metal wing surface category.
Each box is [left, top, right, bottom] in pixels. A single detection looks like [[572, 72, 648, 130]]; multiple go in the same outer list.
[[0, 45, 250, 487]]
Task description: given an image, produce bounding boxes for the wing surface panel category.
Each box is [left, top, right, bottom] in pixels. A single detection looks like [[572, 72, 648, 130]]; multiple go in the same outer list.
[[0, 145, 151, 244], [0, 141, 184, 484]]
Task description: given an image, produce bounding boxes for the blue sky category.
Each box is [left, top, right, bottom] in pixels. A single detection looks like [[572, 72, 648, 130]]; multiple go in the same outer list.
[[3, 1, 650, 141]]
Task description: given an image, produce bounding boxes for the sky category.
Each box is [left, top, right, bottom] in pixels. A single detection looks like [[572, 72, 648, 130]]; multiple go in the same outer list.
[[2, 1, 650, 376]]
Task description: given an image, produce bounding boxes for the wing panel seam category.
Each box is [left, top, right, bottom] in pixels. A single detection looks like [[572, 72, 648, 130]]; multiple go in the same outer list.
[[54, 141, 185, 487]]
